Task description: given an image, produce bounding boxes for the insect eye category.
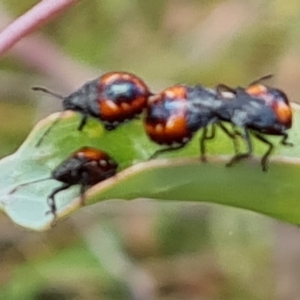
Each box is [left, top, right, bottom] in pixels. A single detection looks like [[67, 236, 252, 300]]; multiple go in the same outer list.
[[99, 159, 108, 167]]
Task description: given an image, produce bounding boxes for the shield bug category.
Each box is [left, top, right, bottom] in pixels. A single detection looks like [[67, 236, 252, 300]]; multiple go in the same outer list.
[[10, 147, 118, 224], [215, 75, 293, 171], [145, 84, 237, 160], [33, 72, 152, 146]]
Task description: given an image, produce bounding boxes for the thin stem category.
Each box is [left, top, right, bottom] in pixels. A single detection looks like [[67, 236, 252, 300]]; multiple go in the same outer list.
[[0, 0, 80, 57]]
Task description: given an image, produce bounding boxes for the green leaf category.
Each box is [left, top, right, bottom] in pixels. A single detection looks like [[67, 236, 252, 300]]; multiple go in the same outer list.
[[1, 104, 300, 231]]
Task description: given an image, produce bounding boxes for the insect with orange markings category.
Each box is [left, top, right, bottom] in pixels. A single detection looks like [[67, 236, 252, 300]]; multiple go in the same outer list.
[[216, 75, 293, 171], [33, 71, 152, 146], [10, 147, 118, 223], [145, 75, 293, 171], [144, 84, 237, 160]]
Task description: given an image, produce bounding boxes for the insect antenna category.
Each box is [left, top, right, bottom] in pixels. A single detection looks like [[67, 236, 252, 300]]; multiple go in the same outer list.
[[32, 87, 67, 147], [9, 177, 52, 194], [32, 86, 65, 100], [248, 74, 274, 86], [35, 112, 65, 147]]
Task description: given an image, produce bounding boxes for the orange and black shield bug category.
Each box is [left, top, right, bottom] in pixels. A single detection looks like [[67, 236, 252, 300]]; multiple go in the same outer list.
[[145, 84, 236, 160], [33, 72, 152, 146], [10, 147, 118, 224]]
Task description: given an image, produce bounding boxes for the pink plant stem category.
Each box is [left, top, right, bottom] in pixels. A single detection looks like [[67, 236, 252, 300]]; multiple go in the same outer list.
[[0, 0, 79, 57]]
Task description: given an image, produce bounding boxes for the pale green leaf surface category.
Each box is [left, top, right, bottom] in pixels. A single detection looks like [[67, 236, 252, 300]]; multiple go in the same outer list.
[[1, 105, 300, 231]]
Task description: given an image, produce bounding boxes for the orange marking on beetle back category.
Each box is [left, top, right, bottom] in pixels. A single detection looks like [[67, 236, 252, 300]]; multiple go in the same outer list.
[[165, 116, 189, 137], [246, 84, 267, 96], [273, 101, 292, 128], [155, 124, 164, 133], [100, 96, 146, 121], [99, 71, 150, 96], [145, 116, 189, 144], [121, 102, 131, 111], [145, 85, 190, 144], [127, 96, 146, 111], [99, 100, 122, 120], [98, 72, 150, 122], [101, 72, 120, 84], [164, 85, 187, 99], [76, 147, 108, 161], [129, 76, 150, 94]]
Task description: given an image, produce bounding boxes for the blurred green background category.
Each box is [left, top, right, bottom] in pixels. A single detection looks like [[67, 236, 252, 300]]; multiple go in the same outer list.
[[1, 0, 300, 299]]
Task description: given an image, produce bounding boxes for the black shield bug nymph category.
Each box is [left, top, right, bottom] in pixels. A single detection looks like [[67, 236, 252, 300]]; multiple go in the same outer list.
[[10, 147, 118, 224], [33, 72, 152, 146], [215, 75, 293, 171]]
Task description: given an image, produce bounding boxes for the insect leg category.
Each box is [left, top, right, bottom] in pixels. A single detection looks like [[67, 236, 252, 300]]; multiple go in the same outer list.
[[252, 133, 273, 172], [226, 128, 252, 168], [46, 183, 71, 224], [79, 172, 89, 206], [218, 123, 240, 154], [36, 112, 65, 147], [149, 144, 186, 160], [77, 115, 88, 131], [199, 125, 216, 162], [280, 132, 293, 147]]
